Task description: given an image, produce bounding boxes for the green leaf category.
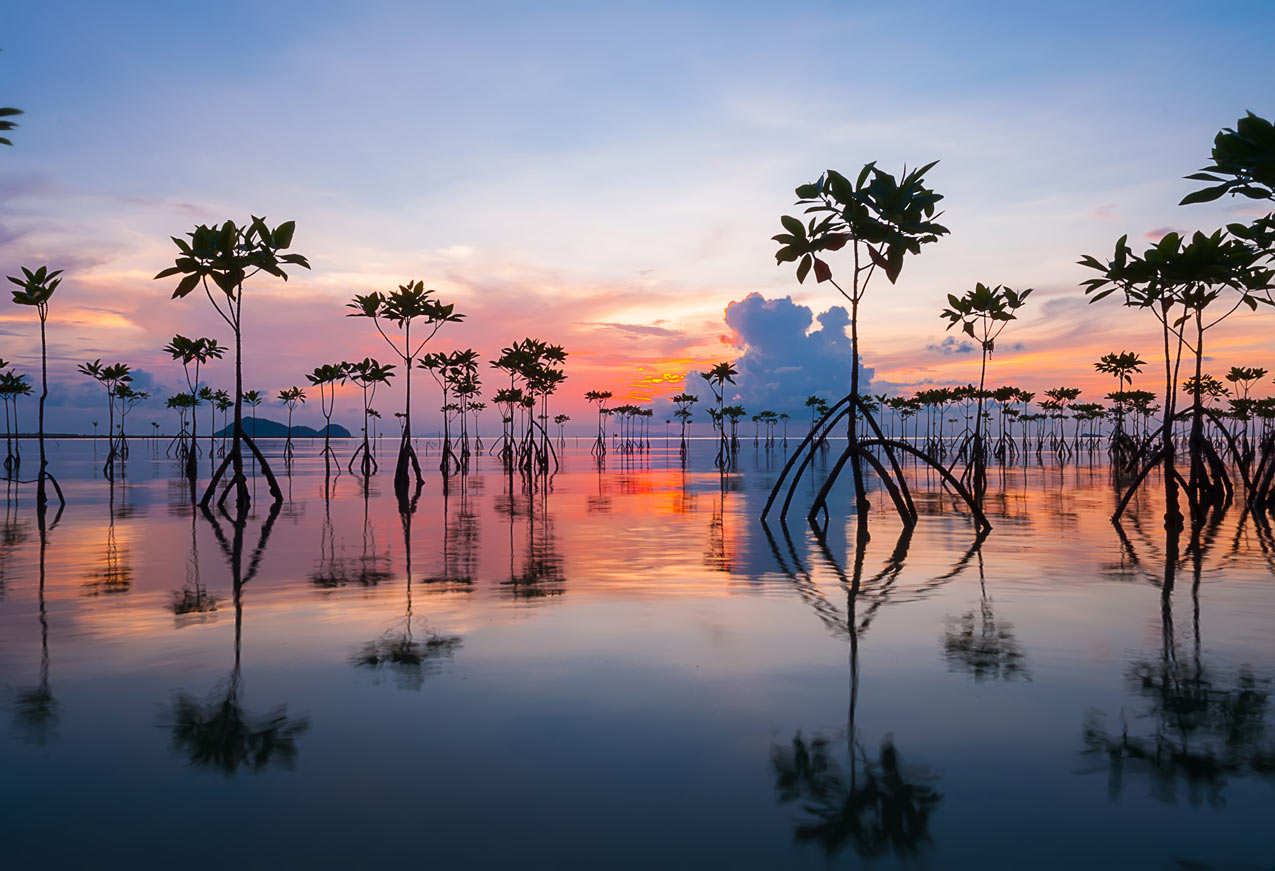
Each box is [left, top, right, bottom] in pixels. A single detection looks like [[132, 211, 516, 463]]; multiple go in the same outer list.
[[172, 273, 201, 298], [273, 220, 296, 248], [1179, 185, 1229, 205], [780, 215, 804, 237], [796, 254, 811, 283]]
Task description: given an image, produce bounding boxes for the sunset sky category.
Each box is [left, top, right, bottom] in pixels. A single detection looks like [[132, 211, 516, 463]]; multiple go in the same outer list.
[[3, 1, 1274, 432]]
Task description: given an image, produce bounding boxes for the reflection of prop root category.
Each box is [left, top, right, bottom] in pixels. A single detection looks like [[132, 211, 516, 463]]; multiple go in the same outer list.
[[762, 392, 989, 532]]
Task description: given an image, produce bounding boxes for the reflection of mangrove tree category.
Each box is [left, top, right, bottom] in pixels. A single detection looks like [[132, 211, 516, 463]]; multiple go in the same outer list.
[[352, 490, 462, 689], [1083, 530, 1275, 803], [310, 481, 392, 589], [772, 733, 941, 858], [766, 521, 946, 859], [171, 499, 218, 624], [499, 484, 565, 600], [940, 550, 1030, 682], [83, 478, 133, 596], [422, 473, 479, 591], [13, 508, 59, 744], [704, 472, 743, 573], [167, 505, 309, 774]]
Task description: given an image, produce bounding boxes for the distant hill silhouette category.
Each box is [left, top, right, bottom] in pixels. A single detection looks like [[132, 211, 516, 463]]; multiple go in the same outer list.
[[213, 416, 352, 439]]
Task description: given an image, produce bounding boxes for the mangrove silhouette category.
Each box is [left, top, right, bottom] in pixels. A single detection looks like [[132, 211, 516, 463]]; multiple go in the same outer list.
[[0, 113, 1267, 559], [156, 218, 308, 518]]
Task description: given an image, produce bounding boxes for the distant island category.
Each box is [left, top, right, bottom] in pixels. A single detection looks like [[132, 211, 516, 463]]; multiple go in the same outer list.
[[213, 417, 353, 439]]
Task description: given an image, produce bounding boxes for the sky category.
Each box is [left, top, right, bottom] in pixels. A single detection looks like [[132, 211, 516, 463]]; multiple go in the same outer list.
[[2, 0, 1274, 433]]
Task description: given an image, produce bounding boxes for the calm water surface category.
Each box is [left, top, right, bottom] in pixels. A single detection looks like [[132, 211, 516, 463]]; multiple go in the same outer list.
[[2, 438, 1273, 868]]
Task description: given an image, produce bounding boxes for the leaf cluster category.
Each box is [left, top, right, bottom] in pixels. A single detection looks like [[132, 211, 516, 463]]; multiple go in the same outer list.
[[1181, 112, 1275, 205], [7, 265, 62, 311], [348, 280, 463, 367], [940, 283, 1032, 348], [163, 335, 225, 365], [0, 106, 21, 147], [491, 338, 567, 398], [156, 218, 309, 302], [773, 161, 948, 290], [1080, 230, 1273, 326]]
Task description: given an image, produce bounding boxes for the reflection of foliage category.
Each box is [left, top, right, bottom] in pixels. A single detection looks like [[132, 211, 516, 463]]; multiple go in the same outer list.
[[351, 630, 462, 691], [171, 586, 218, 618], [1083, 660, 1275, 805], [169, 680, 309, 775], [12, 682, 58, 746], [941, 598, 1029, 682], [772, 733, 941, 859], [310, 553, 393, 588], [505, 554, 565, 599]]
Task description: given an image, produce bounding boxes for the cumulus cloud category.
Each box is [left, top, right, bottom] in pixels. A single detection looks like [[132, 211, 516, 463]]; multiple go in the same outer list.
[[40, 367, 175, 436], [674, 293, 870, 417]]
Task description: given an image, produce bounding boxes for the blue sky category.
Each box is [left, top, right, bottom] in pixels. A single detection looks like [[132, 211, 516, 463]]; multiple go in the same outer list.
[[3, 1, 1274, 429]]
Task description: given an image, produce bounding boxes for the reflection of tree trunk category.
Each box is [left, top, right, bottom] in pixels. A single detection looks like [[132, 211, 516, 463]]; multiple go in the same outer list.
[[16, 502, 60, 743], [847, 526, 863, 759]]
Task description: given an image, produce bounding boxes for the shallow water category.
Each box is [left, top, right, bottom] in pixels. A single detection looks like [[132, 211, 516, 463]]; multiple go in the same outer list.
[[1, 438, 1273, 868]]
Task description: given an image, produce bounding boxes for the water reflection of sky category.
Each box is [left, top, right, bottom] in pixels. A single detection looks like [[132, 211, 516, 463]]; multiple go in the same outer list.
[[2, 440, 1274, 867]]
